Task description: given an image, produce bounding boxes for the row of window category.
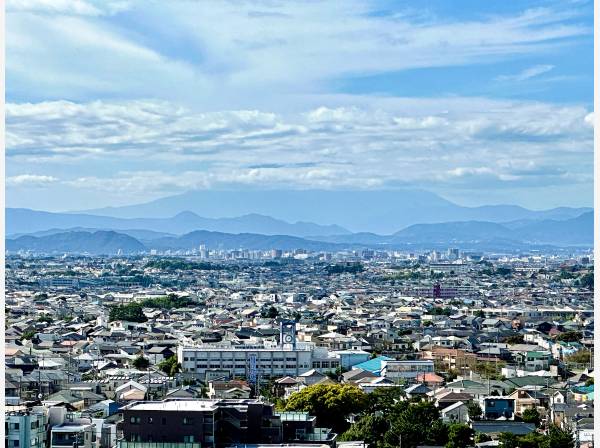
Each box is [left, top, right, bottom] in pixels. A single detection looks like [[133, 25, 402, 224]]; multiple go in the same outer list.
[[183, 356, 298, 361], [128, 435, 201, 443], [312, 361, 340, 368], [130, 417, 213, 425]]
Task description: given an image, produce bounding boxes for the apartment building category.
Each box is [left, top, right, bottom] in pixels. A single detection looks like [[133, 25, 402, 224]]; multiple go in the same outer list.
[[5, 412, 47, 448], [120, 399, 281, 447]]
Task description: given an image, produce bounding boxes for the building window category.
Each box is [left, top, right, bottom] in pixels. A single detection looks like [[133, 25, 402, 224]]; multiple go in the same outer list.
[[183, 436, 195, 443], [183, 417, 193, 425], [130, 417, 141, 424], [147, 417, 153, 424]]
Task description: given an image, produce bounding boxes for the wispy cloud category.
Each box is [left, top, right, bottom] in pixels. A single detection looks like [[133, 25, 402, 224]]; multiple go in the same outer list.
[[495, 64, 555, 82], [6, 2, 590, 106]]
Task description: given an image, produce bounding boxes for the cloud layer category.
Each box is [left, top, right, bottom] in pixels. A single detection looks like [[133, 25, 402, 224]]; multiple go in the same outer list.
[[7, 98, 593, 200]]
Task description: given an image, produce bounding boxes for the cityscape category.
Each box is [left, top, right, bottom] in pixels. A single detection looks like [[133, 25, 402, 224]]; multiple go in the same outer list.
[[4, 243, 594, 447], [4, 1, 595, 448]]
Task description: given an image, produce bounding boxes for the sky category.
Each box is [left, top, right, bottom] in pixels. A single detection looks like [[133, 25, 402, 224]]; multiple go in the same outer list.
[[5, 0, 594, 212]]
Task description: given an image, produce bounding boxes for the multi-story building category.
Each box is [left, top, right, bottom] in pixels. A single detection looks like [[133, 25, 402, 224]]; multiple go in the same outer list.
[[5, 411, 47, 448], [178, 342, 313, 381], [120, 399, 281, 447]]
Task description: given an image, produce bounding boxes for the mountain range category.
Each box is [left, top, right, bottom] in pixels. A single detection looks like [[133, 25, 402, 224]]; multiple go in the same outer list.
[[78, 189, 592, 234], [6, 189, 593, 254], [6, 211, 593, 255], [6, 208, 349, 238]]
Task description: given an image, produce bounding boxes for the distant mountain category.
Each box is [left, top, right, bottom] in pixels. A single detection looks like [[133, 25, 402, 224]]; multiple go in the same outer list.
[[391, 221, 515, 243], [148, 230, 342, 251], [7, 227, 176, 241], [78, 189, 592, 233], [6, 231, 146, 254], [6, 213, 592, 255], [310, 213, 594, 248], [512, 211, 593, 245], [5, 208, 349, 237]]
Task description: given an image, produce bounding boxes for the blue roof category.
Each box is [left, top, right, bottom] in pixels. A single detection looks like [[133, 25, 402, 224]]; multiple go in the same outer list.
[[352, 356, 394, 375], [573, 384, 594, 395]]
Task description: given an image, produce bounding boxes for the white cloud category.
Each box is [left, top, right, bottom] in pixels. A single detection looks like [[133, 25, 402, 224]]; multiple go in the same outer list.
[[6, 174, 59, 187], [5, 98, 593, 196], [495, 64, 555, 82]]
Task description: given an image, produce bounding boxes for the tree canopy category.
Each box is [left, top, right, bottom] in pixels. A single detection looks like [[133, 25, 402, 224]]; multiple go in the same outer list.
[[133, 356, 150, 370], [284, 384, 368, 433], [158, 355, 181, 377]]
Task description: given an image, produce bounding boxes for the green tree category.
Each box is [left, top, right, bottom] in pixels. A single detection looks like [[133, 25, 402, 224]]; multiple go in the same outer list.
[[158, 355, 181, 377], [517, 432, 547, 448], [580, 272, 593, 289], [387, 401, 441, 448], [426, 419, 449, 446], [474, 361, 505, 380], [555, 331, 582, 342], [340, 414, 388, 447], [133, 356, 150, 370], [20, 330, 36, 341], [475, 433, 491, 443], [446, 423, 474, 448], [466, 401, 482, 421], [366, 386, 405, 414], [505, 334, 524, 345], [498, 432, 518, 448], [545, 425, 575, 448], [284, 384, 368, 433], [261, 306, 279, 319], [565, 350, 590, 364], [109, 303, 147, 322], [522, 408, 540, 427]]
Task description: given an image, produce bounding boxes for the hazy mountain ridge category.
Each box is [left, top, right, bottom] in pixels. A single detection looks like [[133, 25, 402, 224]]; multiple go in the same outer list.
[[78, 189, 592, 233], [6, 208, 350, 237], [6, 231, 145, 254], [6, 212, 592, 255]]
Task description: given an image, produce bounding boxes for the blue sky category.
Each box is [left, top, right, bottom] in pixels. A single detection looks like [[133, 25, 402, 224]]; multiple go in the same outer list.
[[5, 0, 594, 212]]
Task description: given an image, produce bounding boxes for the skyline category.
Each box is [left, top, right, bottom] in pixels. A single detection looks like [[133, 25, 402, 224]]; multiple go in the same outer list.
[[5, 0, 594, 212]]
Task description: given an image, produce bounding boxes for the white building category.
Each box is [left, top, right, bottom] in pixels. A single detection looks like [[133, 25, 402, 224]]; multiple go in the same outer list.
[[381, 359, 434, 380], [178, 342, 315, 380]]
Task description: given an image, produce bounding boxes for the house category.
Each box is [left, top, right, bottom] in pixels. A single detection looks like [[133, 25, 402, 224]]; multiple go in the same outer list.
[[146, 346, 175, 364], [114, 380, 147, 401], [297, 369, 329, 386], [207, 380, 251, 399], [513, 351, 551, 372], [480, 396, 515, 420], [507, 388, 548, 416], [165, 386, 203, 399], [405, 383, 431, 400], [440, 401, 469, 423], [342, 368, 377, 384]]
